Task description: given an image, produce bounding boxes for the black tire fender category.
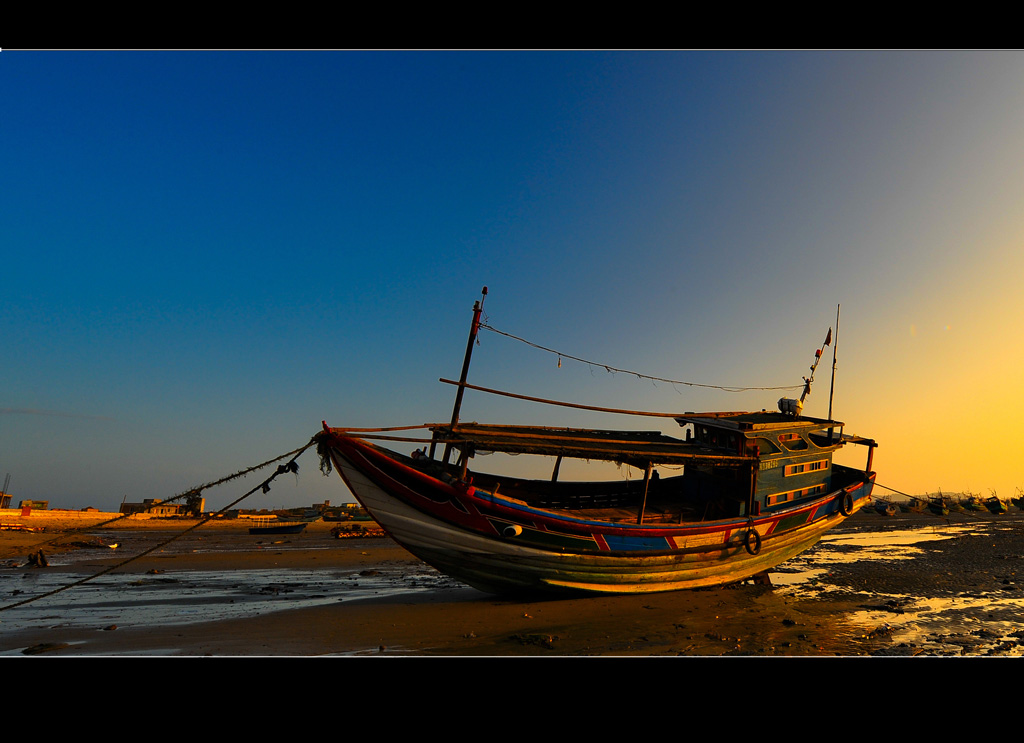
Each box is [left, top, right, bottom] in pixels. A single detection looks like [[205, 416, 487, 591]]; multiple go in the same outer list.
[[839, 492, 854, 516], [744, 528, 762, 556]]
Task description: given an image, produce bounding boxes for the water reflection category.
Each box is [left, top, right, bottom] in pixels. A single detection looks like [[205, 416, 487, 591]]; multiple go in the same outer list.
[[775, 518, 1024, 656], [0, 563, 451, 640]]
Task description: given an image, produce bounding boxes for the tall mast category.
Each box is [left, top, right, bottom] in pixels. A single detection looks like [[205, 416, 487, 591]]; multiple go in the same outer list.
[[442, 287, 488, 463], [827, 304, 840, 421], [827, 304, 840, 443]]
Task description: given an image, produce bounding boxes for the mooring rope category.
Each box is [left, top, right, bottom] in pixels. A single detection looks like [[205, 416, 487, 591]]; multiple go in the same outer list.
[[872, 482, 922, 501], [478, 322, 803, 393], [0, 438, 317, 613]]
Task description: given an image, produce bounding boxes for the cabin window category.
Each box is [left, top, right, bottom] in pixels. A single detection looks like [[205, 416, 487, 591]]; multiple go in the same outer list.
[[778, 433, 808, 451], [697, 427, 744, 452], [784, 459, 829, 476], [766, 483, 827, 506], [753, 437, 781, 454]]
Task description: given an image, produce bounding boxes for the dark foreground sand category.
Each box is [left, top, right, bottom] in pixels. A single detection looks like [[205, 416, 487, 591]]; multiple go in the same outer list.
[[2, 509, 1023, 657]]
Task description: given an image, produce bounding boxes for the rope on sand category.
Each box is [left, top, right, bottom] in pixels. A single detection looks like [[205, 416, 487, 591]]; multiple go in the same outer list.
[[0, 439, 318, 614]]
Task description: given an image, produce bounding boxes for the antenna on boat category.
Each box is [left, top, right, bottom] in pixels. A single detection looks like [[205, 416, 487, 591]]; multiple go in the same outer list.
[[442, 286, 488, 464]]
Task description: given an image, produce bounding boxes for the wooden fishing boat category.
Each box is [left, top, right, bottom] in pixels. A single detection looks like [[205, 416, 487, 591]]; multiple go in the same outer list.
[[985, 494, 1008, 515], [0, 523, 44, 533], [898, 498, 924, 514], [316, 291, 877, 596], [873, 498, 898, 516], [247, 517, 308, 535], [950, 497, 968, 513], [962, 493, 986, 512], [932, 490, 964, 514], [927, 496, 950, 517]]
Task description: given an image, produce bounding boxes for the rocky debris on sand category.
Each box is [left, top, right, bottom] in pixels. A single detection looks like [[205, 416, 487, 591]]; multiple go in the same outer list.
[[24, 550, 48, 568], [512, 632, 558, 649], [22, 642, 69, 655]]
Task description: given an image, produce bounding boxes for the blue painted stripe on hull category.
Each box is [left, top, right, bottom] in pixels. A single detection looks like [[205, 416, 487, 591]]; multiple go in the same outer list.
[[601, 534, 674, 551]]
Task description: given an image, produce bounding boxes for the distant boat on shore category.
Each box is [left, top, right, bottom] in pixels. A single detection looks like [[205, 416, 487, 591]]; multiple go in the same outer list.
[[985, 492, 1008, 515], [247, 518, 308, 535], [962, 492, 986, 512], [0, 522, 44, 532], [873, 498, 898, 516], [898, 497, 926, 514], [926, 494, 950, 516]]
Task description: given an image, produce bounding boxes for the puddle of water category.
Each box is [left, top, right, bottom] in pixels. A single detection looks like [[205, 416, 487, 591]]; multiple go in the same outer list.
[[822, 524, 981, 550], [0, 563, 453, 639], [772, 522, 1024, 655], [846, 595, 1024, 656], [769, 526, 971, 587]]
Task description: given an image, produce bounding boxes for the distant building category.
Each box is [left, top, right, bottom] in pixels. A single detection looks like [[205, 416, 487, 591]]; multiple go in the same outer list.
[[19, 499, 48, 510], [119, 498, 195, 517]]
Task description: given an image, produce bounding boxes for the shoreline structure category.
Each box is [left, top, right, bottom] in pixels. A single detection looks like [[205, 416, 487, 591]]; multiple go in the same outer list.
[[0, 507, 305, 526]]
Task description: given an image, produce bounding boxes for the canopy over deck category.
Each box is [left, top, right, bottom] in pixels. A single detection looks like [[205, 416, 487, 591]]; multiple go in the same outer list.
[[429, 422, 756, 469], [675, 410, 844, 432]]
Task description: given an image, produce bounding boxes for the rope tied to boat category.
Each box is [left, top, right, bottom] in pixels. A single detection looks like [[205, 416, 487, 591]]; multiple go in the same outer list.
[[316, 433, 334, 476], [0, 438, 318, 614], [263, 460, 300, 492]]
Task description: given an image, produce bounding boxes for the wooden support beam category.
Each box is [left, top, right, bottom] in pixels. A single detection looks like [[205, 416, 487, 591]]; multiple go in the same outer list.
[[637, 462, 653, 525]]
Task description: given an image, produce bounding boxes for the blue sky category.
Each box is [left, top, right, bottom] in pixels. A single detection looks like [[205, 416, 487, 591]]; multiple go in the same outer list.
[[3, 50, 1024, 510]]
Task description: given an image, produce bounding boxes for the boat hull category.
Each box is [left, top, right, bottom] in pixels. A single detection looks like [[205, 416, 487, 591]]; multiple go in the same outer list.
[[319, 433, 875, 595], [248, 523, 308, 535]]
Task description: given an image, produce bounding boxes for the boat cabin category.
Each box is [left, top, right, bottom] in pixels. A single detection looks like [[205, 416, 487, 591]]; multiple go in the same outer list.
[[676, 411, 849, 514]]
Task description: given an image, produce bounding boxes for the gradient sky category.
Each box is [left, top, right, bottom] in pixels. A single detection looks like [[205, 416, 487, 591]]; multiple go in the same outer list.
[[3, 50, 1023, 512]]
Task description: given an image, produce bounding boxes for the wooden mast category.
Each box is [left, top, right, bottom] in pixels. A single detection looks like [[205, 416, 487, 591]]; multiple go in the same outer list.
[[440, 287, 487, 464], [827, 304, 840, 442]]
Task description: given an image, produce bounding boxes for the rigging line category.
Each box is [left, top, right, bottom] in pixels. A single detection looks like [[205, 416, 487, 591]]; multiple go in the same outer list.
[[478, 323, 803, 393], [871, 482, 923, 499], [0, 439, 317, 613], [327, 424, 437, 433]]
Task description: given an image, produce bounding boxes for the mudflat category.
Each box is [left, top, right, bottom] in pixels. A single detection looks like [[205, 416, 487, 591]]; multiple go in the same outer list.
[[2, 509, 1023, 656]]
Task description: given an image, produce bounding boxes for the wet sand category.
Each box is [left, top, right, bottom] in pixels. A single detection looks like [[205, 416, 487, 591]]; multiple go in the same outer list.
[[2, 509, 1023, 656]]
